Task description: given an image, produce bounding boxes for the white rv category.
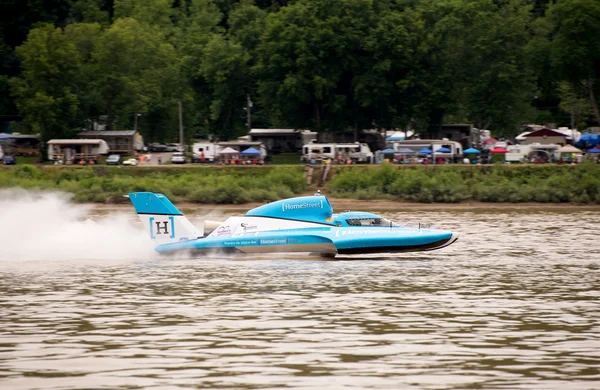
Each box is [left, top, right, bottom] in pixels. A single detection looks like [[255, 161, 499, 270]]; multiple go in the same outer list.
[[390, 139, 463, 158], [301, 142, 374, 163], [192, 141, 267, 162]]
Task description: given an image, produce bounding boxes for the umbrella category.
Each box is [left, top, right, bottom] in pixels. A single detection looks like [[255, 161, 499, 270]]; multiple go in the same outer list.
[[396, 148, 415, 154], [556, 145, 582, 154], [435, 147, 452, 153], [587, 147, 600, 154], [418, 147, 433, 154], [464, 147, 481, 154], [241, 147, 261, 155], [380, 148, 396, 154], [218, 147, 239, 154], [491, 147, 509, 153]]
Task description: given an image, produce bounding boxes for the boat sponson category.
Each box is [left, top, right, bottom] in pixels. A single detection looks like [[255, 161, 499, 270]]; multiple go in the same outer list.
[[336, 236, 457, 254]]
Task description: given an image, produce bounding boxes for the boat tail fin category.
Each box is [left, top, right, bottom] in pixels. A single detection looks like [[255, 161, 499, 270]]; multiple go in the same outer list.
[[128, 192, 202, 244]]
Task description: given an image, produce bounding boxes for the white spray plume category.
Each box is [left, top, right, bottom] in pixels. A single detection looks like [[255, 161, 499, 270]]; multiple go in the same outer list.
[[0, 189, 156, 261]]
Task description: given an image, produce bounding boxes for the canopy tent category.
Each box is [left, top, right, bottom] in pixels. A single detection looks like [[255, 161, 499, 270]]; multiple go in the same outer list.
[[575, 133, 600, 149], [587, 147, 600, 154], [396, 148, 415, 154], [380, 148, 396, 154], [464, 147, 481, 154], [418, 147, 433, 154], [556, 145, 582, 154], [218, 147, 239, 154], [241, 147, 261, 155], [435, 147, 451, 153], [491, 147, 509, 153], [484, 138, 499, 145]]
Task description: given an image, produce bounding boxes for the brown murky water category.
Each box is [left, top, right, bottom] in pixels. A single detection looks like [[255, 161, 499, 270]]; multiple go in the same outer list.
[[1, 207, 599, 389]]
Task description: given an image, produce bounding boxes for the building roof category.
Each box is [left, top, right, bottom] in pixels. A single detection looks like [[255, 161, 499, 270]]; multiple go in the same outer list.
[[525, 128, 567, 138], [78, 130, 137, 137], [48, 139, 105, 145]]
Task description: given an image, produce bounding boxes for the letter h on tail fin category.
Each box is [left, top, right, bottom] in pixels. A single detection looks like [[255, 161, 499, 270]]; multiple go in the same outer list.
[[129, 192, 202, 244]]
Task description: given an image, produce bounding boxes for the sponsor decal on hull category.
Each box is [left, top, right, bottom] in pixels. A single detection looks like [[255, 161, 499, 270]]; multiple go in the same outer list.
[[282, 200, 323, 211], [216, 225, 232, 236]]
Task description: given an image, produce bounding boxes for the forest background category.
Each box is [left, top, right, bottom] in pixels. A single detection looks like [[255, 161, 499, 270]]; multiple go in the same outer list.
[[1, 0, 599, 146]]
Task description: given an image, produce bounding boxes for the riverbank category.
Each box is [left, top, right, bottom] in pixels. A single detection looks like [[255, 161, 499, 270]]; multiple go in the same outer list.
[[2, 163, 600, 204], [89, 197, 600, 213]]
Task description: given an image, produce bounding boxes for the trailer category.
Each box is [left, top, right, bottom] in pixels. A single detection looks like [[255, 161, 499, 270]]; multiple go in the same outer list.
[[301, 142, 374, 163]]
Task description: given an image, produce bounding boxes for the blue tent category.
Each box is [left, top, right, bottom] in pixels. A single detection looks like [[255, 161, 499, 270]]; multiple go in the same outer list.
[[575, 134, 600, 149], [464, 147, 481, 154], [241, 147, 261, 155], [587, 147, 600, 154], [435, 147, 452, 153], [397, 148, 415, 154], [380, 148, 396, 154], [418, 147, 433, 154]]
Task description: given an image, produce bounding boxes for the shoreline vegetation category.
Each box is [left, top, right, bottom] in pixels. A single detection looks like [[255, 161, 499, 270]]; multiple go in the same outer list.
[[1, 163, 600, 205]]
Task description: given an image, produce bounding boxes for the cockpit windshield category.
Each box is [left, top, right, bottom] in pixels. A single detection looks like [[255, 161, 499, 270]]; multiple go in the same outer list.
[[345, 217, 400, 227]]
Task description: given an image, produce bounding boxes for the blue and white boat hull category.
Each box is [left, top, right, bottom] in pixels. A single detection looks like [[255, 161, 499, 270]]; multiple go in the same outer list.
[[128, 192, 459, 257]]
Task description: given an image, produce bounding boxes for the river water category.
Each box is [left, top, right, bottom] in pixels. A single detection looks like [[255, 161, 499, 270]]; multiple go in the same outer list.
[[0, 193, 599, 389]]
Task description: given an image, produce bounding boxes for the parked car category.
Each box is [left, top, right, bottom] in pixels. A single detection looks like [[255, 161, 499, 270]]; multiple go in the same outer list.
[[122, 158, 139, 166], [166, 143, 184, 152], [149, 143, 168, 152], [171, 152, 187, 164], [2, 155, 16, 165], [106, 154, 122, 165]]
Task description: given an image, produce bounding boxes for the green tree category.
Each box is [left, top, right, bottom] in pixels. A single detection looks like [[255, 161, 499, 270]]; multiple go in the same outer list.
[[431, 0, 535, 136], [9, 24, 88, 140], [70, 0, 111, 25], [548, 0, 600, 126], [91, 18, 178, 130], [255, 0, 375, 135]]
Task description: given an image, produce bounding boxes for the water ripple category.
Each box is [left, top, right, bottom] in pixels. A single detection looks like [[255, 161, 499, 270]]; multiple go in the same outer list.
[[1, 208, 599, 389]]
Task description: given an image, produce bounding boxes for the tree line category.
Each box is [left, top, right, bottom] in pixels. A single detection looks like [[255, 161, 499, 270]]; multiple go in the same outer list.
[[1, 0, 599, 144]]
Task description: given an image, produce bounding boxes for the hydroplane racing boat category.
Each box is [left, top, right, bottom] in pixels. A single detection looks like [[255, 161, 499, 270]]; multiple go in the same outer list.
[[129, 192, 458, 257]]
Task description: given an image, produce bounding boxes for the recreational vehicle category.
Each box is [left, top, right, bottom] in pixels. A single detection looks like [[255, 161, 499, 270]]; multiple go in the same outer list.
[[301, 142, 374, 163], [390, 139, 463, 159], [192, 141, 267, 163]]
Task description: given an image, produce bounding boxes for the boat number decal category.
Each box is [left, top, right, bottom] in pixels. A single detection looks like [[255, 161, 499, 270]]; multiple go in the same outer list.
[[149, 216, 175, 240]]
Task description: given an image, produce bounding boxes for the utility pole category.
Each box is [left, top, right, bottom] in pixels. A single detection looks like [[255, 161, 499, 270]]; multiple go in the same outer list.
[[246, 94, 252, 132], [134, 113, 141, 132], [178, 100, 184, 150]]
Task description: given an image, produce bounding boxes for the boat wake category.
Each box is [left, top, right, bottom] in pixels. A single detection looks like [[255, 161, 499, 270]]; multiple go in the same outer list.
[[0, 189, 156, 262]]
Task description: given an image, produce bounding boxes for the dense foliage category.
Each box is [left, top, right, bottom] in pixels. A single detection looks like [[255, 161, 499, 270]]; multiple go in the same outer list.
[[2, 0, 599, 142], [328, 162, 600, 203], [0, 165, 306, 203], [2, 163, 600, 204]]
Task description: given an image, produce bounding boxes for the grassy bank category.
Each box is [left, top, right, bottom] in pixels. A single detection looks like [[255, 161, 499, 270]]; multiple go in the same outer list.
[[2, 163, 600, 204], [0, 165, 306, 203], [327, 163, 600, 203]]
